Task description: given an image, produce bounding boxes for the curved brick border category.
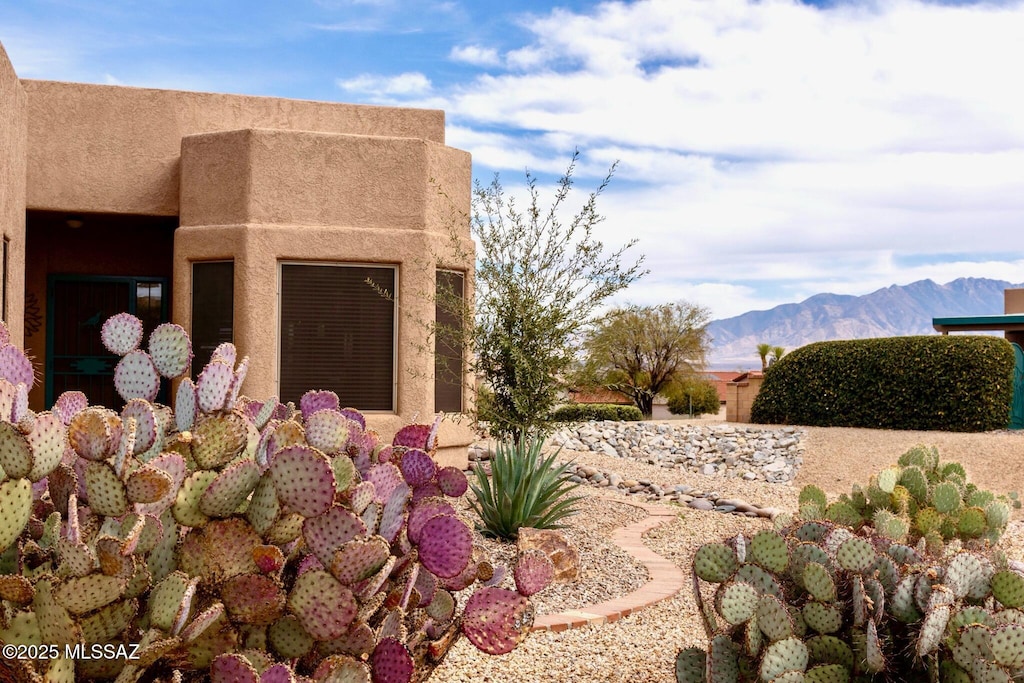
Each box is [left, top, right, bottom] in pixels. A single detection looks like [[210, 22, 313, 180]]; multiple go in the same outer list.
[[531, 497, 684, 632]]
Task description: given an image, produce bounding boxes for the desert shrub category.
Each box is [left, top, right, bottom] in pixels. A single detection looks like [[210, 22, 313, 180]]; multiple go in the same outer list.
[[750, 335, 1014, 431], [666, 377, 721, 416], [468, 435, 583, 540], [550, 403, 643, 422]]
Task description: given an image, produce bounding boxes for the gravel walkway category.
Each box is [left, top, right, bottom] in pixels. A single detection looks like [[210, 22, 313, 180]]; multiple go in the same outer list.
[[431, 423, 1024, 683]]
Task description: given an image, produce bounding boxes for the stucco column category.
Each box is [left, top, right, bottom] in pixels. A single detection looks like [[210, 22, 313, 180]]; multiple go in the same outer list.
[[0, 43, 27, 345]]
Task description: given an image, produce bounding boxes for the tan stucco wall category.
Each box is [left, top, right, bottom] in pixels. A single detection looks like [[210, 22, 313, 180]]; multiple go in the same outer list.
[[1006, 289, 1024, 315], [22, 80, 446, 216], [176, 129, 475, 467], [0, 44, 26, 345], [726, 376, 763, 423]]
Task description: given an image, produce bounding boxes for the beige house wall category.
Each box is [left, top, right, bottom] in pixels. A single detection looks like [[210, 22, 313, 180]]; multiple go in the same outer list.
[[0, 45, 26, 345], [2, 41, 475, 467], [1006, 289, 1024, 347], [726, 375, 763, 423]]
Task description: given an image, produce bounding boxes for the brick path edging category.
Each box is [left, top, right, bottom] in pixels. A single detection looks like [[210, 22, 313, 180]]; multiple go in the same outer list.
[[531, 497, 684, 632]]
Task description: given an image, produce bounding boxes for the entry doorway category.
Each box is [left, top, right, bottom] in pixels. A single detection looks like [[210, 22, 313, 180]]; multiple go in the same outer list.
[[45, 275, 169, 409]]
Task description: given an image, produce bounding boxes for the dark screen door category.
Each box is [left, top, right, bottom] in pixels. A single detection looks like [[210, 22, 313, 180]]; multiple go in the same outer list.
[[46, 275, 169, 409]]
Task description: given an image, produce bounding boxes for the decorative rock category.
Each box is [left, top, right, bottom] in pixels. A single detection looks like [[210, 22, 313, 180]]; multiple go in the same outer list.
[[687, 498, 715, 511], [516, 528, 580, 582]]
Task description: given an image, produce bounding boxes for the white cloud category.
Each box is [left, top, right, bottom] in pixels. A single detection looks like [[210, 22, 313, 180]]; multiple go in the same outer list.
[[337, 71, 432, 95], [449, 44, 501, 67]]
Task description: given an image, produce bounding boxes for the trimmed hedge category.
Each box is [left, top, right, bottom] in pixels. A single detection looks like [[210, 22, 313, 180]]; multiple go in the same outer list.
[[551, 403, 644, 422], [750, 335, 1015, 432]]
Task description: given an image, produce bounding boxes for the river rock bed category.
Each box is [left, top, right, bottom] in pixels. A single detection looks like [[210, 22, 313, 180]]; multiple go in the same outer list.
[[548, 421, 806, 483], [469, 421, 805, 519]]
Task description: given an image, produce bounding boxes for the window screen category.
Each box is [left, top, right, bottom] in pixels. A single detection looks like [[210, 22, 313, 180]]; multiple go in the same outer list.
[[279, 263, 396, 410], [191, 261, 234, 377], [434, 270, 465, 413]]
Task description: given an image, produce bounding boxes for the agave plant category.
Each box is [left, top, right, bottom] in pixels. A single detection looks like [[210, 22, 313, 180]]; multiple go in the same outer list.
[[468, 434, 583, 541]]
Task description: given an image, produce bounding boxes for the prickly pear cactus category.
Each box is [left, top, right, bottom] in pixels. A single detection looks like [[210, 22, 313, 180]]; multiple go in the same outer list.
[[0, 315, 548, 683], [680, 452, 1024, 683]]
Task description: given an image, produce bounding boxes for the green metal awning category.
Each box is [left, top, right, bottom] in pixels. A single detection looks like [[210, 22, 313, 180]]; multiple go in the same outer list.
[[932, 314, 1024, 334]]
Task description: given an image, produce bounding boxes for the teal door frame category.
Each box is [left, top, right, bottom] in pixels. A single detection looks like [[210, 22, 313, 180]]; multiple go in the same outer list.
[[1012, 342, 1024, 430], [45, 274, 170, 408]]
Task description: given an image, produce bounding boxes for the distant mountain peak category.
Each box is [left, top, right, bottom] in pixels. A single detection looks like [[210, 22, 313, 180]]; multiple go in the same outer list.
[[708, 277, 1023, 369]]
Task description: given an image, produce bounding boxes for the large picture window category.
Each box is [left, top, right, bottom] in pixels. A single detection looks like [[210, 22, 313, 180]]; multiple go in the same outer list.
[[434, 270, 465, 413], [191, 261, 234, 377], [279, 263, 396, 410]]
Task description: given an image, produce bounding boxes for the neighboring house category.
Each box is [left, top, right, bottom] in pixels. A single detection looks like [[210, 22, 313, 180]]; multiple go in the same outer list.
[[706, 371, 745, 403], [567, 388, 633, 405], [0, 42, 474, 466]]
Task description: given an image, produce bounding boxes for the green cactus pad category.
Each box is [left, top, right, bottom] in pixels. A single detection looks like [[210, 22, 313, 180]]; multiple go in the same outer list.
[[952, 606, 995, 630], [26, 412, 66, 482], [968, 488, 997, 508], [172, 469, 217, 528], [80, 598, 138, 645], [53, 573, 125, 614], [193, 412, 248, 469], [675, 647, 707, 683], [988, 623, 1024, 669], [940, 461, 967, 480], [743, 614, 763, 659], [694, 543, 740, 583], [760, 637, 808, 682], [736, 564, 784, 600], [114, 350, 161, 402], [872, 509, 909, 542], [890, 575, 920, 623], [750, 530, 789, 574], [803, 664, 849, 683], [871, 555, 899, 594], [799, 485, 828, 510], [304, 409, 351, 456], [126, 464, 174, 504], [822, 527, 853, 557], [805, 635, 854, 670], [0, 421, 32, 479], [146, 322, 192, 378], [790, 521, 829, 543], [270, 444, 337, 518], [952, 623, 994, 671], [932, 481, 962, 514], [199, 459, 261, 518], [802, 601, 842, 635], [82, 461, 128, 517], [332, 455, 357, 496], [945, 552, 992, 600], [705, 634, 739, 683], [246, 475, 281, 536], [865, 483, 891, 510], [992, 571, 1024, 608], [715, 581, 759, 625], [956, 506, 989, 538], [426, 587, 455, 623], [799, 502, 824, 521], [266, 512, 305, 545], [268, 614, 314, 659], [823, 502, 862, 528], [330, 535, 390, 585], [835, 537, 875, 574], [993, 609, 1024, 626], [970, 658, 1012, 683], [863, 620, 885, 673], [101, 312, 143, 355], [916, 604, 950, 656], [876, 467, 900, 494], [175, 377, 198, 434], [0, 478, 31, 552], [0, 574, 33, 605], [288, 569, 357, 641], [986, 500, 1011, 532], [149, 572, 192, 631], [33, 578, 82, 646], [312, 655, 371, 683], [789, 543, 831, 584], [220, 573, 286, 625], [801, 562, 836, 602], [886, 543, 922, 565], [756, 594, 794, 642]]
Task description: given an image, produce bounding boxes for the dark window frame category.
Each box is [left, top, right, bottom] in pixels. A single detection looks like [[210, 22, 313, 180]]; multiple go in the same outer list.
[[434, 269, 465, 413], [190, 261, 235, 378], [278, 261, 398, 412]]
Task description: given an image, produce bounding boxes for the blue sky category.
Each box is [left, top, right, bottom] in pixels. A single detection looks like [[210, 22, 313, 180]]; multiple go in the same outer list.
[[3, 0, 1024, 321]]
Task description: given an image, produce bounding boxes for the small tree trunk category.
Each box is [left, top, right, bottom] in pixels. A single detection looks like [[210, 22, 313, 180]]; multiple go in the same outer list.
[[637, 394, 654, 420]]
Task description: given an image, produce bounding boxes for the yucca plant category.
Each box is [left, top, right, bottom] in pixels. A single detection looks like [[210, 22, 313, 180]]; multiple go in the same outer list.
[[468, 434, 584, 540]]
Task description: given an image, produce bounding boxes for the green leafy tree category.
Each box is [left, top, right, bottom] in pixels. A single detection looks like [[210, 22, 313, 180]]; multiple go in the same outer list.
[[771, 345, 785, 365], [575, 301, 711, 418], [757, 342, 773, 372], [666, 377, 721, 417]]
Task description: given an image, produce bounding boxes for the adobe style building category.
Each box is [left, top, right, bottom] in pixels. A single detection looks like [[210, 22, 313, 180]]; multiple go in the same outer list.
[[0, 42, 475, 466]]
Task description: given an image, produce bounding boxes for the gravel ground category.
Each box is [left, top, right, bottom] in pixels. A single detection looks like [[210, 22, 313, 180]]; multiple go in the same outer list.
[[430, 423, 1024, 683]]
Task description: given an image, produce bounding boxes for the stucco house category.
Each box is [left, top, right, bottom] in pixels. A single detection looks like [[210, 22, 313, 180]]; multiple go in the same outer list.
[[0, 41, 475, 467]]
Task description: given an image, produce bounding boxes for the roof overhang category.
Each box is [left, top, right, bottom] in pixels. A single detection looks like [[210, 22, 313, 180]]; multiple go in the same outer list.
[[932, 314, 1024, 334]]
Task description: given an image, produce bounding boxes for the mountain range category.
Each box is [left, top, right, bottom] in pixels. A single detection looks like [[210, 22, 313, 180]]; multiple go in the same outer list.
[[707, 277, 1023, 369]]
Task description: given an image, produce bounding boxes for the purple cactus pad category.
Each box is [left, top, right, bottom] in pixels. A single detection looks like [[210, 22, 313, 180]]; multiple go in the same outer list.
[[121, 398, 158, 454], [210, 654, 259, 683], [113, 350, 161, 403], [436, 467, 468, 498], [398, 449, 435, 488], [210, 342, 237, 368], [392, 424, 430, 450], [175, 377, 199, 433], [270, 445, 337, 518], [259, 664, 297, 683], [513, 549, 555, 597], [147, 323, 193, 378], [407, 498, 456, 545], [461, 586, 534, 655], [371, 637, 414, 683], [304, 409, 351, 455], [339, 407, 366, 429], [411, 481, 443, 503], [53, 391, 87, 426], [365, 463, 405, 504], [287, 569, 357, 641], [300, 390, 340, 420], [100, 313, 144, 357], [196, 360, 233, 414], [302, 505, 368, 567], [416, 514, 472, 579]]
